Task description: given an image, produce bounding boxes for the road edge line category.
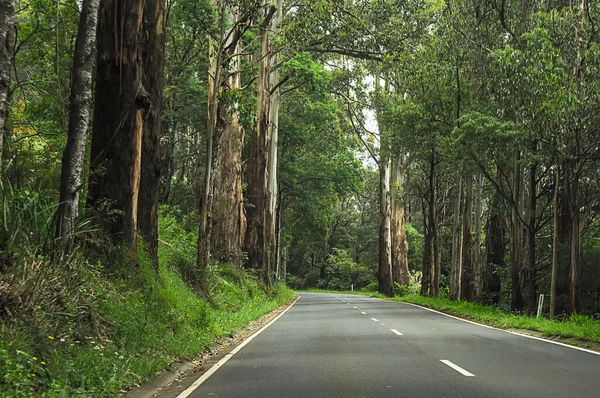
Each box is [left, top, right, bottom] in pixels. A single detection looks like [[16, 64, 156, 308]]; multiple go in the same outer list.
[[401, 302, 600, 357], [175, 295, 302, 398]]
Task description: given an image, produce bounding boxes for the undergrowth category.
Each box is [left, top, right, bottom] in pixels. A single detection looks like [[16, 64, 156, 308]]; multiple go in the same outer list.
[[0, 200, 294, 397]]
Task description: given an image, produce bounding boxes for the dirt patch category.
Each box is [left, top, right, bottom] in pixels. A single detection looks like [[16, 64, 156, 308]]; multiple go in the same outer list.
[[122, 297, 298, 398]]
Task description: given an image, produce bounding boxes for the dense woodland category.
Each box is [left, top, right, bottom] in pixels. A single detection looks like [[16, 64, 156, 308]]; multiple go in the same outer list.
[[0, 0, 600, 394]]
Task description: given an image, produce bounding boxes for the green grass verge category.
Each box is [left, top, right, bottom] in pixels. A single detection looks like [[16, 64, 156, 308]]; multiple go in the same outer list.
[[1, 261, 294, 397], [300, 289, 600, 343]]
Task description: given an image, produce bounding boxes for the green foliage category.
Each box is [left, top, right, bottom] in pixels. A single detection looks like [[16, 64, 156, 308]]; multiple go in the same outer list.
[[0, 207, 294, 396]]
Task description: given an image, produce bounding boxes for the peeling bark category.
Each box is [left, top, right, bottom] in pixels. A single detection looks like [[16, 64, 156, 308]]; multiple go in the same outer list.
[[390, 153, 409, 286], [88, 0, 148, 251], [137, 0, 168, 269]]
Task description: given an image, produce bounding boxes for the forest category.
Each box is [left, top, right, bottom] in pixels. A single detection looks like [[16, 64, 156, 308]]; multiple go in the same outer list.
[[0, 0, 599, 396]]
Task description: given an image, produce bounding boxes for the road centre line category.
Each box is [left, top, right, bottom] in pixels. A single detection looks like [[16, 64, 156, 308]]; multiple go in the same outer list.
[[440, 360, 475, 377], [361, 311, 367, 315], [353, 306, 357, 309], [390, 329, 403, 336], [371, 318, 379, 322], [175, 296, 301, 398]]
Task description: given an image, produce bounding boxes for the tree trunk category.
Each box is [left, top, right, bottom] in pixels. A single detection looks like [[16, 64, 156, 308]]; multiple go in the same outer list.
[[510, 146, 524, 311], [567, 159, 580, 315], [473, 171, 483, 300], [378, 158, 394, 297], [430, 154, 438, 297], [461, 173, 473, 300], [0, 0, 14, 170], [484, 190, 504, 303], [88, 0, 148, 251], [390, 153, 409, 285], [57, 0, 100, 247], [450, 171, 462, 300], [199, 4, 245, 281], [526, 162, 537, 314], [265, 0, 282, 280], [138, 0, 167, 269], [245, 1, 279, 282], [550, 164, 560, 318]]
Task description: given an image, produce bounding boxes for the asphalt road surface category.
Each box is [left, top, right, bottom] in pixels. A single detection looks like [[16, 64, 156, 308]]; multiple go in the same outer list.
[[181, 292, 600, 398]]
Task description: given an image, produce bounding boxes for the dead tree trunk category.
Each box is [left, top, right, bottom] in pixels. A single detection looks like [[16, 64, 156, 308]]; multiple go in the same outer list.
[[138, 0, 167, 269], [88, 0, 149, 251], [0, 0, 14, 169], [57, 0, 100, 247], [390, 153, 409, 285]]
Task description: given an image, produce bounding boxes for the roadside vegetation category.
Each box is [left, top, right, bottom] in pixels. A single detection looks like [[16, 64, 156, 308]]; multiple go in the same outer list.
[[0, 202, 293, 397]]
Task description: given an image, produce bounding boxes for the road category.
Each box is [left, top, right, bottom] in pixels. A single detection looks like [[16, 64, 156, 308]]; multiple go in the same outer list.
[[179, 292, 600, 398]]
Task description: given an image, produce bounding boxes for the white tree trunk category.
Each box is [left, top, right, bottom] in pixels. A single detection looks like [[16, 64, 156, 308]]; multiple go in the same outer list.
[[57, 0, 100, 244]]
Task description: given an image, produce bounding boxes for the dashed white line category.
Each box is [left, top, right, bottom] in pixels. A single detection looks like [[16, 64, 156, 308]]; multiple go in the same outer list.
[[353, 306, 357, 309], [347, 303, 351, 305], [370, 318, 379, 322], [440, 360, 475, 377], [390, 329, 403, 336], [361, 311, 367, 315]]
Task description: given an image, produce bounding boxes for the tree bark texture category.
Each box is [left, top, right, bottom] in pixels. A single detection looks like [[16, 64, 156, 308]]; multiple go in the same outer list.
[[0, 0, 14, 169], [245, 1, 279, 282], [57, 0, 100, 246], [550, 165, 560, 318], [378, 158, 394, 297], [137, 0, 167, 269], [88, 0, 149, 250], [390, 153, 409, 286], [199, 3, 246, 278]]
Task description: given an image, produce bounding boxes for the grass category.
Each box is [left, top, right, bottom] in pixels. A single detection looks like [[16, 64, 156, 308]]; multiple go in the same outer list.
[[300, 289, 600, 343], [0, 205, 294, 397], [0, 262, 294, 397]]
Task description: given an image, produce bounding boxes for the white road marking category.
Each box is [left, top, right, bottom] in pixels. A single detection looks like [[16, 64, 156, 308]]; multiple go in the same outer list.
[[371, 318, 379, 322], [361, 311, 367, 315], [353, 306, 358, 309], [402, 302, 600, 357], [440, 360, 475, 377], [390, 329, 403, 336], [175, 296, 301, 398], [347, 303, 351, 305]]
